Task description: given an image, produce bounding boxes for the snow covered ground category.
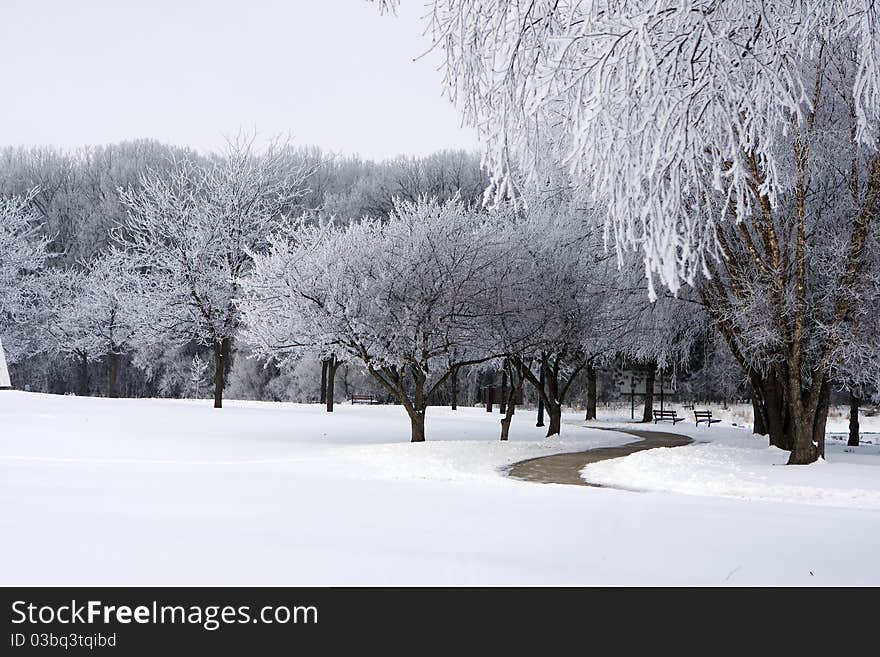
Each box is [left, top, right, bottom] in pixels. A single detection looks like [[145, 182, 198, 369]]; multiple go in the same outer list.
[[1, 391, 878, 585], [582, 405, 880, 510]]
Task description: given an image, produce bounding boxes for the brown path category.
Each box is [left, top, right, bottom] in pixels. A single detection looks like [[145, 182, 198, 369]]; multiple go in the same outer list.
[[506, 428, 692, 487]]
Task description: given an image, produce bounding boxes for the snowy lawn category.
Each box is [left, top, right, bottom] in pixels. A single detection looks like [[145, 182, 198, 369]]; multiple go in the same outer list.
[[582, 410, 880, 509], [1, 392, 879, 585]]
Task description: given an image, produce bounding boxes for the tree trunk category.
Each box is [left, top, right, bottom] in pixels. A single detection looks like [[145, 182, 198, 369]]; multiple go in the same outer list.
[[326, 355, 338, 412], [752, 369, 793, 450], [500, 390, 517, 441], [78, 351, 89, 397], [585, 363, 597, 421], [641, 362, 656, 423], [786, 374, 829, 465], [787, 422, 818, 464], [543, 358, 563, 437], [108, 352, 119, 399], [848, 389, 860, 447], [320, 359, 328, 405], [812, 378, 830, 460], [750, 366, 827, 464], [751, 392, 767, 436], [536, 365, 545, 427], [499, 362, 522, 441], [409, 409, 426, 443], [212, 338, 228, 409], [545, 400, 562, 437], [451, 368, 458, 410], [499, 368, 508, 414]]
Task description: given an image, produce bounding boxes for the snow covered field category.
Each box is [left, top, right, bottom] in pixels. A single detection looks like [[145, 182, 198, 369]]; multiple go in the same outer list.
[[1, 392, 878, 585]]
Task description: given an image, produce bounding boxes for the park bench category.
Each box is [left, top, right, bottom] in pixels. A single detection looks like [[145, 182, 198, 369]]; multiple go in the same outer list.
[[652, 409, 683, 424], [350, 394, 378, 404], [682, 401, 695, 410], [694, 409, 721, 426]]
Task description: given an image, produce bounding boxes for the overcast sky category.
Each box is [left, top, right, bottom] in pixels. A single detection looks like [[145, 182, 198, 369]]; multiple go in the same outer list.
[[0, 0, 479, 160]]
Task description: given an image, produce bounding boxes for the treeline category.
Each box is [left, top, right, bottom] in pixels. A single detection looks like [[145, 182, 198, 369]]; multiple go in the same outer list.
[[0, 136, 829, 445], [0, 139, 490, 401]]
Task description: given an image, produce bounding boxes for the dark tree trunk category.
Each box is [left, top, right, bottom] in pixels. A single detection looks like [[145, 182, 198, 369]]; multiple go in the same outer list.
[[451, 368, 458, 410], [499, 361, 522, 441], [786, 373, 829, 465], [585, 363, 597, 421], [78, 351, 89, 397], [811, 378, 830, 460], [536, 366, 545, 427], [752, 369, 793, 450], [326, 355, 339, 412], [849, 389, 860, 447], [545, 400, 562, 437], [409, 409, 426, 443], [543, 358, 563, 437], [320, 359, 328, 405], [500, 391, 516, 441], [751, 391, 768, 436], [499, 368, 508, 414], [108, 352, 119, 398], [787, 423, 819, 464], [750, 367, 827, 464], [641, 362, 656, 423], [212, 338, 229, 409]]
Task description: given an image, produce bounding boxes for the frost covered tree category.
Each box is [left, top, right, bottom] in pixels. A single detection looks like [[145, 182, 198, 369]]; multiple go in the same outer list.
[[410, 0, 880, 464], [40, 269, 92, 395], [42, 253, 141, 397], [0, 192, 51, 375], [0, 141, 194, 265], [485, 193, 625, 436], [241, 198, 510, 441], [117, 137, 315, 408], [0, 192, 50, 323]]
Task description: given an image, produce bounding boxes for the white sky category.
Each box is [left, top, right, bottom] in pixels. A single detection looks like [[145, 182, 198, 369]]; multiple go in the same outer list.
[[0, 0, 479, 159]]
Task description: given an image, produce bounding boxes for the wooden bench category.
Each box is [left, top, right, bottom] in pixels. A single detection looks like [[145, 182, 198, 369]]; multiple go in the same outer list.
[[350, 394, 377, 404], [653, 409, 683, 424], [694, 410, 721, 426], [682, 401, 695, 410]]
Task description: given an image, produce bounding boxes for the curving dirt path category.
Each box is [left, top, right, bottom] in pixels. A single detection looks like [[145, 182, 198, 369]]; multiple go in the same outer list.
[[506, 428, 692, 487]]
